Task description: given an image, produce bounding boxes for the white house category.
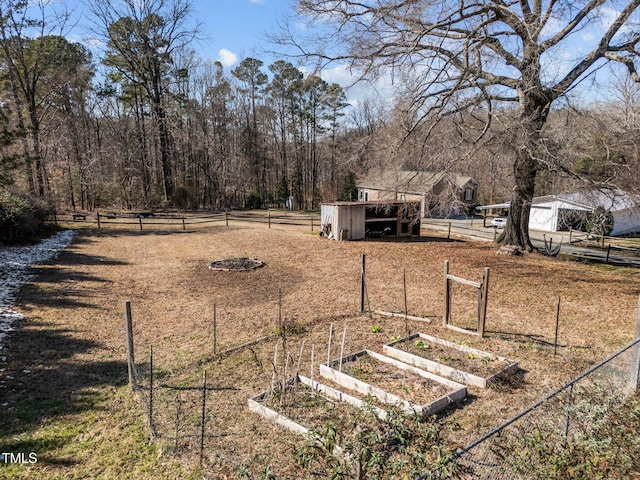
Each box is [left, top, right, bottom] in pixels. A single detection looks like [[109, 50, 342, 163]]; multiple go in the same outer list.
[[479, 189, 640, 236]]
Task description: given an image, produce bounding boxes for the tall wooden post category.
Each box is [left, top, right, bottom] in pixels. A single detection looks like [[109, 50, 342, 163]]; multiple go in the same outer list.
[[96, 213, 101, 229], [360, 254, 366, 314], [124, 301, 136, 389], [443, 260, 450, 327], [479, 267, 490, 338], [629, 295, 640, 392]]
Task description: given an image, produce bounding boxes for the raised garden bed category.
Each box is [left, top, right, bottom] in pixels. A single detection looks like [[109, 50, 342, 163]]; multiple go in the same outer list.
[[248, 375, 384, 452], [320, 350, 466, 416], [383, 333, 519, 388]]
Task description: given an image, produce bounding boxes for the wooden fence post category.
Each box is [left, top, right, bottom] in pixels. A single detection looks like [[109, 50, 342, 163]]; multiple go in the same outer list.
[[182, 217, 186, 230], [96, 213, 101, 229], [124, 301, 136, 389], [139, 216, 143, 231], [479, 267, 490, 338], [443, 260, 450, 327], [225, 211, 229, 226], [360, 254, 366, 314], [311, 216, 314, 232], [268, 211, 271, 229], [629, 295, 640, 392], [448, 222, 451, 239]]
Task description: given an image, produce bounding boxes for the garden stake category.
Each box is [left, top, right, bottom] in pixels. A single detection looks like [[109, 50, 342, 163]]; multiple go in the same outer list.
[[404, 269, 409, 340], [327, 323, 334, 365], [339, 328, 347, 372], [310, 344, 315, 392], [296, 340, 305, 376], [174, 393, 182, 454]]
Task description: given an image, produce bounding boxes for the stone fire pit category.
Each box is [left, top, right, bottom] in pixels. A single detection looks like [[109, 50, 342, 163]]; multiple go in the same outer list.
[[208, 257, 265, 272]]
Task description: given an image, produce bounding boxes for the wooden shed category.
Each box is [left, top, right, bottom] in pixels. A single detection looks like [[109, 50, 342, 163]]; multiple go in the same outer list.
[[320, 202, 366, 240], [320, 201, 421, 241]]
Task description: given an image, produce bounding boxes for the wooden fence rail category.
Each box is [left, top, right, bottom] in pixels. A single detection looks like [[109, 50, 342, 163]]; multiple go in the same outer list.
[[50, 211, 321, 231]]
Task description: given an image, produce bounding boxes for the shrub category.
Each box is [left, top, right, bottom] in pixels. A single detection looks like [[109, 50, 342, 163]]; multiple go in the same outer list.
[[0, 190, 53, 244], [246, 191, 262, 209], [586, 206, 614, 237]]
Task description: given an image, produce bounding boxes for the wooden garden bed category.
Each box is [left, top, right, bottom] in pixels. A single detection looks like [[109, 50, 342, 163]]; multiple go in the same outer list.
[[320, 350, 466, 416], [383, 333, 519, 387]]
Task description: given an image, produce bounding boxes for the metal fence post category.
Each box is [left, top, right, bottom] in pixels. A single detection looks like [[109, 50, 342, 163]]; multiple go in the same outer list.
[[629, 295, 640, 392], [124, 301, 137, 389]]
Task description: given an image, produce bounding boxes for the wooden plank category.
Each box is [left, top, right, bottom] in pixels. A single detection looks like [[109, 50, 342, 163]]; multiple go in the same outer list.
[[298, 375, 387, 420], [383, 332, 519, 388], [319, 363, 421, 415], [321, 349, 466, 416], [446, 324, 480, 336], [375, 310, 433, 323], [446, 274, 482, 289], [248, 398, 310, 436], [365, 350, 466, 391]]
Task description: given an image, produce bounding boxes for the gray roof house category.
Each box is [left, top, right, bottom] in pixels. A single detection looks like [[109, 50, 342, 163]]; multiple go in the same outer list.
[[357, 170, 478, 217]]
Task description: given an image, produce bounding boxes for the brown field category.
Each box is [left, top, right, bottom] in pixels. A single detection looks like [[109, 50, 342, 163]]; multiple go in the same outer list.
[[1, 219, 639, 479]]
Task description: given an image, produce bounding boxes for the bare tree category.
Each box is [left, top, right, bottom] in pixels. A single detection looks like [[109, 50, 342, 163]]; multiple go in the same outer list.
[[89, 0, 199, 202], [280, 0, 640, 249]]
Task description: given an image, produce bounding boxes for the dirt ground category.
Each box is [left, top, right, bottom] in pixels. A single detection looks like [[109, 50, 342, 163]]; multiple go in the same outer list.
[[1, 220, 639, 478]]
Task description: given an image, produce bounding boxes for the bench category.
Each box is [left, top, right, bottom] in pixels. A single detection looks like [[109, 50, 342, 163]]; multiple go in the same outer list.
[[72, 213, 87, 221]]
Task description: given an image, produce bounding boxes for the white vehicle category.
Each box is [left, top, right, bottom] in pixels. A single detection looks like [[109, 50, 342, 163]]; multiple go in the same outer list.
[[491, 216, 507, 228]]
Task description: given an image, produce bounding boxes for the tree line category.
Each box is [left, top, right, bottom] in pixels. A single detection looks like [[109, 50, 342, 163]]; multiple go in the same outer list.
[[0, 0, 360, 216], [1, 0, 640, 249]]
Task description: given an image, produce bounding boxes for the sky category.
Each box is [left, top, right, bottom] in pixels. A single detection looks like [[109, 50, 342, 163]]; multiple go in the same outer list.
[[58, 0, 636, 106], [189, 0, 290, 68], [63, 0, 373, 103]]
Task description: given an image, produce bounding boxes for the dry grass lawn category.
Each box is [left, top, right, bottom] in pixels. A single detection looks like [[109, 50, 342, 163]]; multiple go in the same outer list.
[[1, 219, 639, 479]]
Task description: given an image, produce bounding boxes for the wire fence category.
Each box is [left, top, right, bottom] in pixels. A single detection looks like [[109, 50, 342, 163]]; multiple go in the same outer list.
[[417, 336, 640, 479]]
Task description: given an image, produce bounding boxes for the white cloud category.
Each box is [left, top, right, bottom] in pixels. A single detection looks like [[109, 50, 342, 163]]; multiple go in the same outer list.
[[217, 49, 238, 67], [249, 0, 265, 4]]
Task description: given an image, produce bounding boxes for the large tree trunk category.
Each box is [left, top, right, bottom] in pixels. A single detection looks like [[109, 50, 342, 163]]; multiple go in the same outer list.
[[498, 98, 548, 250], [499, 151, 538, 250]]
